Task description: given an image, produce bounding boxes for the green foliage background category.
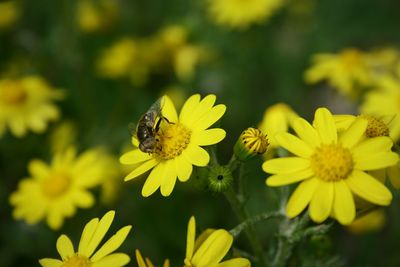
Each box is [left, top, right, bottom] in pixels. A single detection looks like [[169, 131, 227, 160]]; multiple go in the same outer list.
[[1, 0, 400, 266]]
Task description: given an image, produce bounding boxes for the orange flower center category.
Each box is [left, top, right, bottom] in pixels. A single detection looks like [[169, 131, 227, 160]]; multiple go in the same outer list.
[[63, 254, 91, 267], [0, 80, 27, 105], [42, 173, 71, 198], [155, 123, 191, 160], [361, 115, 390, 138], [310, 144, 353, 182]]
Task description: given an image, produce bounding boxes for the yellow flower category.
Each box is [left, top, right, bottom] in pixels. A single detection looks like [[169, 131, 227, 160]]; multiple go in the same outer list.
[[0, 75, 64, 137], [120, 94, 226, 197], [39, 210, 132, 267], [135, 250, 169, 267], [365, 48, 400, 82], [361, 76, 400, 142], [76, 0, 119, 33], [263, 108, 398, 225], [207, 0, 284, 29], [234, 127, 269, 161], [184, 216, 251, 267], [305, 48, 372, 97], [0, 1, 20, 29], [173, 44, 205, 81], [9, 147, 104, 229], [347, 209, 386, 234]]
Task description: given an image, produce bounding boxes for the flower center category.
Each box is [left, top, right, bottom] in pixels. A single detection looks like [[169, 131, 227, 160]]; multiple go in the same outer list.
[[63, 254, 91, 267], [310, 144, 353, 182], [361, 115, 390, 138], [0, 80, 27, 105], [42, 173, 71, 198], [155, 123, 191, 160]]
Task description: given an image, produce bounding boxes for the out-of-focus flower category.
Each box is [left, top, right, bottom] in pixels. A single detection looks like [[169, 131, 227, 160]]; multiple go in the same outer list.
[[9, 147, 105, 229], [0, 75, 64, 137], [76, 0, 119, 33], [305, 48, 372, 97], [234, 127, 269, 161], [207, 0, 284, 30], [263, 108, 398, 225], [347, 209, 386, 234], [49, 121, 77, 154], [135, 250, 169, 267], [259, 103, 298, 158], [365, 48, 400, 82], [39, 210, 131, 267], [184, 216, 250, 267], [120, 95, 226, 197], [0, 1, 20, 29]]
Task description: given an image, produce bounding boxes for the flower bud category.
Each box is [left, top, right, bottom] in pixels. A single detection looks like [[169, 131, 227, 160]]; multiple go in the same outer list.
[[234, 128, 269, 161], [208, 165, 233, 193]]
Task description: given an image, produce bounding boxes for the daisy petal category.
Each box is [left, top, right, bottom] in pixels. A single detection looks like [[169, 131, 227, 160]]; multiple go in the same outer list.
[[334, 114, 356, 131], [124, 159, 159, 181], [185, 95, 217, 127], [340, 118, 368, 148], [78, 218, 100, 255], [352, 136, 393, 156], [346, 170, 392, 206], [119, 149, 152, 165], [28, 160, 49, 179], [38, 258, 63, 267], [217, 258, 251, 267], [191, 128, 226, 146], [333, 180, 355, 225], [91, 253, 130, 267], [175, 156, 193, 182], [160, 161, 178, 196], [56, 235, 74, 261], [313, 108, 337, 144], [309, 180, 334, 223], [292, 117, 321, 148], [186, 216, 196, 261], [192, 104, 226, 131], [354, 152, 398, 170], [262, 157, 310, 174], [286, 178, 318, 218], [142, 162, 166, 197], [266, 168, 313, 186], [161, 95, 178, 123], [135, 250, 146, 267], [180, 94, 201, 125], [183, 144, 210, 167], [275, 132, 313, 158]]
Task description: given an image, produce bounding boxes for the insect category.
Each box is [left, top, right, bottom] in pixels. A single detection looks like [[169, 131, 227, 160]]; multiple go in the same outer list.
[[135, 97, 170, 153]]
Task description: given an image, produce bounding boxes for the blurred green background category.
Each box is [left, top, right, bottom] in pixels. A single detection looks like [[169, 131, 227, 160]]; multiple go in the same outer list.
[[1, 0, 400, 266]]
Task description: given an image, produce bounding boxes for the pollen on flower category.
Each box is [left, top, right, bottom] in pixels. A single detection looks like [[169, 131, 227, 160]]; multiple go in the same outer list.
[[42, 174, 70, 198], [0, 80, 27, 105], [155, 123, 191, 160], [310, 144, 353, 182], [361, 115, 390, 137], [63, 254, 91, 267]]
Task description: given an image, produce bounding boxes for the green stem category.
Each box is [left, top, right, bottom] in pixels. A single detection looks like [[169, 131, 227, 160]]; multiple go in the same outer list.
[[230, 211, 285, 237]]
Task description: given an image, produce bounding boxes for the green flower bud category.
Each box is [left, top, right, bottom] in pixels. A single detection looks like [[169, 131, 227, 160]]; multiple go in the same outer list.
[[234, 128, 269, 161], [208, 165, 233, 193]]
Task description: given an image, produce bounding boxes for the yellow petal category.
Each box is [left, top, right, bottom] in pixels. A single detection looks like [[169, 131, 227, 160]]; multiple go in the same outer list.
[[119, 149, 152, 165], [56, 235, 75, 261], [184, 95, 217, 127], [28, 159, 50, 179], [186, 216, 196, 261], [275, 132, 313, 158], [160, 161, 178, 197], [266, 168, 313, 186], [262, 157, 310, 174], [286, 178, 318, 218], [346, 170, 392, 206], [47, 212, 64, 230], [191, 128, 226, 146], [38, 258, 63, 267], [72, 190, 95, 208], [161, 95, 178, 123], [352, 136, 393, 157], [333, 114, 356, 131], [135, 250, 146, 267], [183, 144, 210, 167], [175, 156, 193, 182], [217, 258, 251, 267], [124, 159, 159, 181], [339, 117, 368, 149], [309, 180, 334, 223], [387, 163, 400, 189], [192, 104, 226, 132], [91, 253, 130, 267], [292, 117, 321, 148], [333, 180, 355, 225], [179, 94, 201, 125], [142, 162, 166, 197], [313, 108, 337, 144], [78, 218, 100, 255], [354, 152, 399, 170]]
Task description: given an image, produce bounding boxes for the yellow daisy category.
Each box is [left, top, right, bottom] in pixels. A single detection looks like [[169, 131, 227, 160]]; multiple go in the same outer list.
[[263, 107, 398, 225], [39, 210, 132, 267], [184, 216, 251, 267], [135, 250, 169, 267], [0, 75, 64, 137], [207, 0, 284, 30], [120, 94, 226, 197], [305, 48, 372, 97], [76, 0, 119, 33], [9, 147, 105, 229]]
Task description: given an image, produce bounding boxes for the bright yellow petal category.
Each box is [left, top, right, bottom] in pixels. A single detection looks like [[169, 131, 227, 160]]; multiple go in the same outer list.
[[354, 152, 398, 170], [217, 258, 251, 267], [119, 149, 152, 165], [28, 159, 50, 179], [38, 258, 63, 267], [309, 180, 334, 223], [91, 253, 130, 267], [56, 235, 75, 261], [346, 170, 392, 206], [313, 108, 337, 144], [387, 163, 400, 189], [72, 190, 95, 208], [175, 156, 193, 182], [262, 157, 310, 174], [183, 144, 210, 167], [339, 118, 368, 149], [186, 216, 196, 261], [286, 178, 318, 218], [135, 250, 146, 267], [142, 162, 166, 197], [352, 136, 393, 157], [333, 114, 356, 131], [184, 95, 217, 127], [192, 104, 226, 131], [292, 117, 321, 148], [79, 218, 100, 255], [160, 161, 177, 197], [275, 132, 313, 158], [266, 168, 313, 186], [179, 94, 201, 125], [191, 128, 226, 146], [333, 180, 355, 225], [124, 159, 159, 181], [161, 95, 178, 123]]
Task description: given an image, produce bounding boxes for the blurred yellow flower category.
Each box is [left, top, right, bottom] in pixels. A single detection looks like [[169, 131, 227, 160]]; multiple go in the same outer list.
[[184, 216, 250, 267], [10, 147, 104, 229], [207, 0, 283, 29], [39, 210, 131, 267], [76, 0, 119, 33], [0, 75, 64, 137], [259, 103, 298, 158], [305, 48, 372, 97], [263, 108, 397, 225], [0, 1, 20, 29], [347, 209, 386, 234], [135, 250, 169, 267], [365, 48, 400, 82], [120, 94, 226, 197]]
